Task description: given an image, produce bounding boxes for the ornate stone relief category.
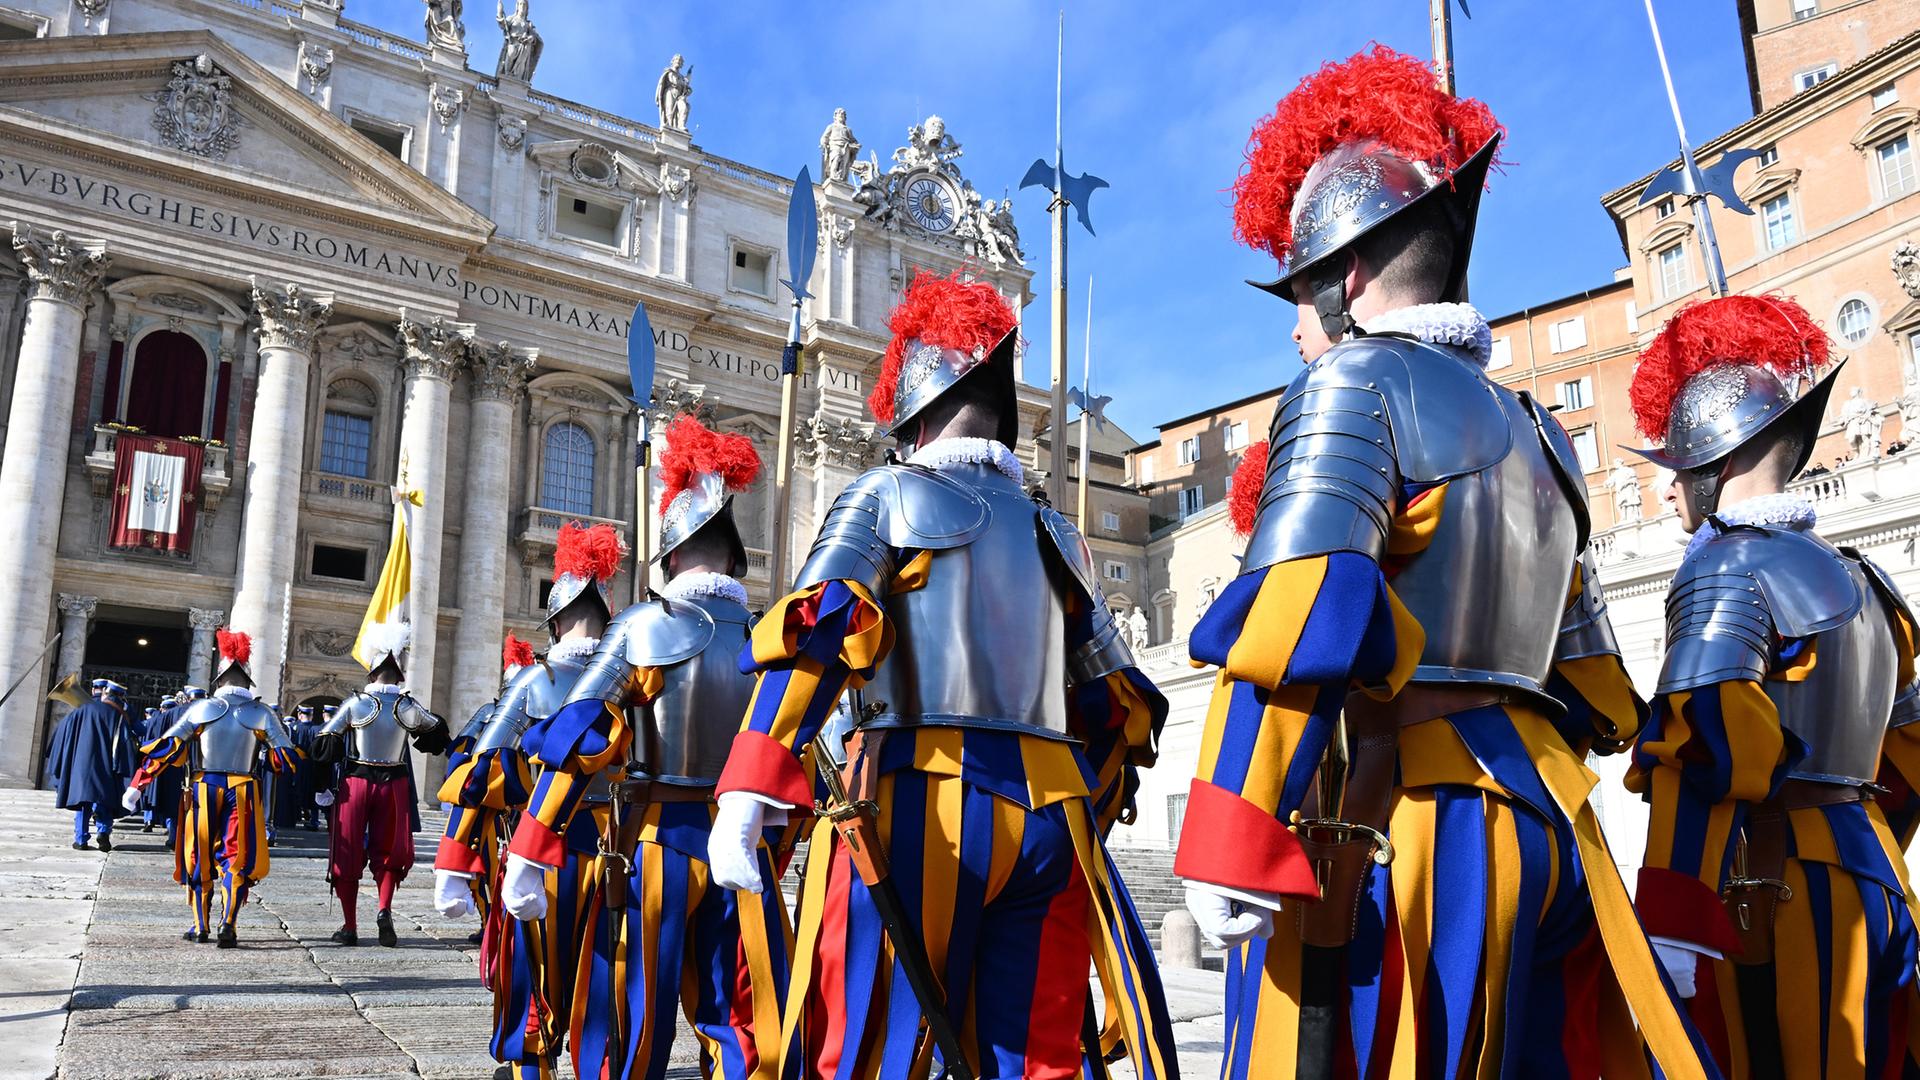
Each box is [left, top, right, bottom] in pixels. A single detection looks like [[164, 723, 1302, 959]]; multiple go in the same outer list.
[[11, 225, 109, 307], [58, 593, 100, 619], [468, 339, 536, 402], [148, 54, 248, 160], [298, 627, 357, 657], [1895, 240, 1920, 300], [297, 41, 334, 97], [647, 378, 707, 425], [849, 115, 1021, 266], [73, 0, 108, 27], [658, 161, 695, 203], [397, 310, 474, 382], [148, 292, 206, 313], [497, 113, 528, 151], [430, 83, 467, 132], [569, 143, 618, 187], [817, 209, 854, 250], [796, 411, 876, 468], [250, 280, 334, 353], [189, 607, 225, 630]]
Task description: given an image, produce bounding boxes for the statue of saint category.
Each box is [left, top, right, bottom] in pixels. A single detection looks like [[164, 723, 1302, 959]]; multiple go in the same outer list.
[[1607, 458, 1642, 522], [819, 108, 860, 184], [423, 0, 464, 52], [655, 54, 692, 133], [495, 0, 542, 81], [1842, 386, 1881, 460]]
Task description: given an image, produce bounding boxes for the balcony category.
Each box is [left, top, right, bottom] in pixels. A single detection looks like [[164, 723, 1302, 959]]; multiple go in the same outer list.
[[303, 470, 391, 506], [516, 508, 629, 566], [84, 424, 231, 512]]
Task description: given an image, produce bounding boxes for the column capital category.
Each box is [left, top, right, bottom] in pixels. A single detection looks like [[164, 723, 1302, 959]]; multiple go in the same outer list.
[[250, 279, 334, 352], [11, 225, 108, 308], [56, 593, 98, 619], [188, 607, 225, 630], [796, 410, 877, 469], [397, 309, 474, 383], [468, 339, 537, 403]]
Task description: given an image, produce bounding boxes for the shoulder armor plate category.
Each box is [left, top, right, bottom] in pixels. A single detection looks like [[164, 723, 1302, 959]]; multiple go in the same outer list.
[[794, 464, 990, 595], [1526, 394, 1592, 553], [349, 692, 395, 728], [180, 697, 229, 729], [1322, 335, 1512, 484], [1851, 548, 1917, 641], [1038, 504, 1097, 602], [610, 599, 717, 669]]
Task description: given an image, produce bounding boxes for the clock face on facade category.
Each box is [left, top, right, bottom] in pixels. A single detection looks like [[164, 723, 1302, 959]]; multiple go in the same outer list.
[[904, 175, 958, 233]]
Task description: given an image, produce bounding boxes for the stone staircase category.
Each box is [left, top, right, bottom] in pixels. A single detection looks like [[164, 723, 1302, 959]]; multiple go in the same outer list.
[[1104, 844, 1182, 940]]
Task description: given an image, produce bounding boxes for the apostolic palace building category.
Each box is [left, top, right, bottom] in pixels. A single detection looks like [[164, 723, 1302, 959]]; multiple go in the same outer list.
[[0, 0, 1036, 789]]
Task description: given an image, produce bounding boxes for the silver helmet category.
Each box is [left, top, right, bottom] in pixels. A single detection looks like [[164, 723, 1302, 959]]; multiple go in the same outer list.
[[652, 416, 761, 579], [1627, 361, 1840, 476], [656, 470, 747, 578], [545, 522, 623, 628], [883, 328, 1021, 442]]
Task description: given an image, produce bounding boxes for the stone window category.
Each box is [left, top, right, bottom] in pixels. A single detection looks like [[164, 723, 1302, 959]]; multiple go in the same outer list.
[[1103, 560, 1129, 582], [540, 421, 597, 516], [125, 329, 208, 438], [1873, 84, 1900, 111], [346, 113, 411, 161], [554, 191, 624, 247], [1836, 297, 1875, 345], [1487, 336, 1512, 370], [0, 5, 47, 38], [1177, 435, 1199, 465], [1101, 510, 1121, 533], [1758, 145, 1780, 168], [1225, 420, 1249, 451], [1569, 427, 1600, 472], [1178, 485, 1203, 519], [1557, 376, 1592, 412], [1791, 0, 1816, 19], [1795, 63, 1838, 93], [728, 242, 774, 299], [1877, 134, 1916, 200], [1654, 198, 1675, 220], [1762, 192, 1797, 251], [1549, 316, 1587, 354], [318, 377, 378, 479], [309, 543, 368, 582]]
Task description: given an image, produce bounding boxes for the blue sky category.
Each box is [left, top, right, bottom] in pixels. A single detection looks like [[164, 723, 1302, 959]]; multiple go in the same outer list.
[[352, 0, 1756, 442]]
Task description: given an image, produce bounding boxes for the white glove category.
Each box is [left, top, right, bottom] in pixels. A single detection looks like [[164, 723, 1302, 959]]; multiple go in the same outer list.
[[433, 870, 473, 920], [121, 786, 144, 813], [707, 793, 770, 894], [1185, 884, 1277, 950], [502, 854, 549, 922], [1653, 940, 1700, 998], [314, 790, 336, 808]]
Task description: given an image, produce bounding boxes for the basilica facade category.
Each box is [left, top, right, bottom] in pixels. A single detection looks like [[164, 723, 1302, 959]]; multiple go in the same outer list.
[[0, 0, 1035, 788]]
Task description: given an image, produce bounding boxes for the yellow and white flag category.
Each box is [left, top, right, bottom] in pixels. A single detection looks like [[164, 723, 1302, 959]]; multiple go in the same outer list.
[[352, 483, 424, 670]]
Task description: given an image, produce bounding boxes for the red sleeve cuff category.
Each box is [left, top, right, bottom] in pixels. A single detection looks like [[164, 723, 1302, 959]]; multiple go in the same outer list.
[[1637, 865, 1742, 956], [434, 835, 484, 875], [1172, 778, 1320, 898], [506, 814, 566, 867], [715, 730, 813, 808]]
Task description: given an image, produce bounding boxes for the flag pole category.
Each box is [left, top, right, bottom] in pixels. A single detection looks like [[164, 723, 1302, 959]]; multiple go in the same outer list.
[[1046, 10, 1069, 508], [1430, 0, 1458, 95]]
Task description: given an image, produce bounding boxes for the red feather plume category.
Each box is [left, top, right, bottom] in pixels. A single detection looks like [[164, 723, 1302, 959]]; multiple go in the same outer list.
[[868, 269, 1019, 426], [1229, 441, 1270, 537], [502, 632, 535, 672], [215, 628, 251, 664], [553, 522, 626, 584], [1232, 44, 1505, 262], [657, 415, 763, 515], [1628, 294, 1830, 442]]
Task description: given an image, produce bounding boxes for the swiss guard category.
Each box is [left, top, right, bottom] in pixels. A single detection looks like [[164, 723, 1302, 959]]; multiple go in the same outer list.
[[139, 690, 190, 840], [123, 631, 299, 946], [47, 678, 135, 851], [440, 523, 622, 1079], [502, 420, 789, 1080], [1623, 294, 1920, 1077], [314, 621, 449, 946], [705, 271, 1178, 1079], [432, 632, 534, 937], [1174, 46, 1714, 1078]]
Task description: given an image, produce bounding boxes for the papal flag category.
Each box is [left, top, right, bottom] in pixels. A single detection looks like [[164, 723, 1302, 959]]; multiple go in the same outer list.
[[352, 482, 424, 670], [109, 433, 204, 555]]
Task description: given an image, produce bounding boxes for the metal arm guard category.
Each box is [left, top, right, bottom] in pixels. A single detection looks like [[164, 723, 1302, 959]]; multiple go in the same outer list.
[[1657, 527, 1862, 695], [1894, 679, 1920, 730], [792, 464, 988, 598], [474, 660, 585, 756], [1240, 335, 1511, 574], [1555, 549, 1624, 664], [1038, 504, 1142, 685]]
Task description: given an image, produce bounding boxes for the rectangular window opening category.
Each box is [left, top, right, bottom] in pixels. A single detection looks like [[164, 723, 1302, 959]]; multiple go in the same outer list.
[[319, 410, 373, 479], [1570, 428, 1601, 472], [310, 543, 368, 582], [1178, 485, 1203, 519], [729, 246, 773, 297], [1879, 135, 1917, 199], [1762, 192, 1797, 251], [1177, 436, 1199, 465], [555, 193, 623, 246], [1103, 561, 1129, 582], [350, 118, 407, 159], [1549, 316, 1588, 354], [1659, 243, 1689, 299], [1872, 84, 1900, 111], [1100, 510, 1121, 533], [1558, 376, 1593, 412], [1488, 337, 1513, 370], [1795, 63, 1837, 92]]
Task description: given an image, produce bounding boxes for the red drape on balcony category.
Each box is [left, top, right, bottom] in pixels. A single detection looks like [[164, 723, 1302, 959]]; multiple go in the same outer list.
[[123, 330, 207, 438]]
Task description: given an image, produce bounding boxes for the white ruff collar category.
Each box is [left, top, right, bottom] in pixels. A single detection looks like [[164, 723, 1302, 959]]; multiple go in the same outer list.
[[1683, 492, 1818, 561], [547, 636, 601, 663], [213, 685, 255, 701], [364, 680, 403, 694], [1363, 303, 1492, 366], [663, 571, 748, 607], [908, 438, 1025, 485]]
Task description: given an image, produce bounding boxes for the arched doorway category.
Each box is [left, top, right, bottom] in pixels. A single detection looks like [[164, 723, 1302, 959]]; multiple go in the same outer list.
[[124, 330, 208, 438]]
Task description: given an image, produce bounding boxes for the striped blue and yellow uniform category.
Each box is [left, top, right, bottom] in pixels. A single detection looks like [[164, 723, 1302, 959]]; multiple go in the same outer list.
[[134, 729, 297, 937]]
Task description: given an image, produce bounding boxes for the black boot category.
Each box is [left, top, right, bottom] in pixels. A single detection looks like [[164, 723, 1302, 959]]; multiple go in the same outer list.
[[142, 822, 155, 833], [182, 927, 208, 943], [71, 841, 87, 851], [376, 910, 397, 948], [95, 834, 111, 853], [330, 927, 359, 946], [215, 924, 237, 949]]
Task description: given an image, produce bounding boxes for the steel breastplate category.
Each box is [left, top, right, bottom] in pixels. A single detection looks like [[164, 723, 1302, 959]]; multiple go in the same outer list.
[[1388, 388, 1580, 706], [195, 707, 259, 775], [1767, 555, 1896, 787], [632, 594, 755, 784], [862, 465, 1070, 739], [348, 691, 410, 766], [474, 657, 589, 757]]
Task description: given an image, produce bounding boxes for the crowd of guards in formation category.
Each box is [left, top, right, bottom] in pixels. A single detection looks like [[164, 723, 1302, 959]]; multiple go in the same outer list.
[[37, 39, 1920, 1080]]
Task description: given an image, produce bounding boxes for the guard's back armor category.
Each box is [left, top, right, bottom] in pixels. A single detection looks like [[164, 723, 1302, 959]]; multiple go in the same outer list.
[[328, 689, 438, 767], [1658, 525, 1908, 787], [1241, 335, 1585, 706], [168, 693, 292, 775], [567, 593, 756, 785], [794, 460, 1141, 739]]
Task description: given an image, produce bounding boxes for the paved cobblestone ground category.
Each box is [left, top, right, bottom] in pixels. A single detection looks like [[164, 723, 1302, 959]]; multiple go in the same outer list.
[[0, 789, 1224, 1079]]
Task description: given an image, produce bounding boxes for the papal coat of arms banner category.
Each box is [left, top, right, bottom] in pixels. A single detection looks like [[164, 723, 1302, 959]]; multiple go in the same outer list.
[[109, 433, 203, 556]]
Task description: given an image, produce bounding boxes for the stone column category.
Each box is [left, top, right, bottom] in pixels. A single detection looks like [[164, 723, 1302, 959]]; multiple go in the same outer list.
[[50, 594, 97, 725], [447, 340, 534, 730], [229, 281, 333, 706], [0, 227, 107, 787], [186, 607, 224, 689], [394, 313, 470, 696]]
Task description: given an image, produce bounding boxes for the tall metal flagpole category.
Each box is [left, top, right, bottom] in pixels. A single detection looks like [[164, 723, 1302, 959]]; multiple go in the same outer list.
[[1429, 0, 1460, 95], [1023, 12, 1106, 509], [1074, 276, 1093, 526], [1639, 0, 1762, 297]]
